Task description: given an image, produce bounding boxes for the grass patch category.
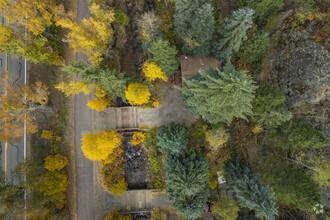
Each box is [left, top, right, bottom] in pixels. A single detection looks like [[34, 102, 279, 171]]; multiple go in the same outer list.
[[149, 154, 165, 189], [57, 93, 69, 127]]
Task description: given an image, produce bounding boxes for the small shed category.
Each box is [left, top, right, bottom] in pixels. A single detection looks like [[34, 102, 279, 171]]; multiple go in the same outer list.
[[180, 55, 219, 80]]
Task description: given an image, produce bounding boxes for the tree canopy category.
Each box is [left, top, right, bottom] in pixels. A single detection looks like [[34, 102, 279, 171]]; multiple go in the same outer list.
[[174, 0, 215, 56], [224, 157, 278, 220], [57, 2, 115, 65], [0, 77, 50, 142], [266, 118, 328, 151], [165, 151, 209, 220], [214, 8, 254, 60], [81, 130, 123, 161], [147, 38, 179, 76], [260, 158, 321, 211], [180, 62, 257, 125], [125, 82, 151, 106], [252, 86, 292, 127], [61, 62, 139, 102], [44, 154, 68, 171], [157, 122, 189, 155]]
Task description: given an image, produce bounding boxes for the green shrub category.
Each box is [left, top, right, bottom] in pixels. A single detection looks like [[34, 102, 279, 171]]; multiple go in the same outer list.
[[213, 192, 239, 220], [208, 172, 218, 189], [252, 86, 292, 128], [105, 209, 132, 220], [237, 31, 269, 64], [205, 127, 229, 150], [266, 118, 328, 151], [147, 38, 179, 76], [239, 0, 283, 23], [265, 14, 280, 32], [115, 9, 129, 26], [149, 154, 163, 189], [145, 127, 160, 155]]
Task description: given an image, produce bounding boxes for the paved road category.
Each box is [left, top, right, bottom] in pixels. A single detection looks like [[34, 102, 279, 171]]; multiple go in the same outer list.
[[74, 0, 96, 219], [0, 49, 27, 183]]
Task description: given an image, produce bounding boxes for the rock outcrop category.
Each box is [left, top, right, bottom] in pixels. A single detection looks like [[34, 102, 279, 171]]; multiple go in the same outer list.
[[272, 29, 329, 108]]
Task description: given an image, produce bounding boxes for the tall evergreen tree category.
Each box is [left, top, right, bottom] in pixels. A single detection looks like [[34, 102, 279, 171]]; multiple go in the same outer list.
[[165, 151, 209, 220], [180, 62, 257, 125], [260, 158, 321, 211], [147, 38, 179, 76], [213, 8, 254, 60], [238, 30, 269, 64], [61, 62, 139, 102], [174, 0, 215, 56], [224, 157, 278, 220], [252, 86, 292, 128], [157, 122, 189, 155], [239, 0, 283, 23], [266, 118, 328, 151]]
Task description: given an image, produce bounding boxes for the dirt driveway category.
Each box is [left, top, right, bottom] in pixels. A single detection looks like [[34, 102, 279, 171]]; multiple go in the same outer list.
[[138, 85, 195, 127]]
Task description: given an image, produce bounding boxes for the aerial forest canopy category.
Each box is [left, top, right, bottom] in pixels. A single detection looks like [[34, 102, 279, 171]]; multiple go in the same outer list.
[[0, 0, 329, 219]]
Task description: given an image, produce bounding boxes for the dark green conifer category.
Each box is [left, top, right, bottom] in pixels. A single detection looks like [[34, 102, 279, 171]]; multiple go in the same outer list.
[[224, 157, 278, 220], [180, 62, 257, 125], [157, 122, 189, 155], [174, 0, 215, 56], [165, 151, 209, 220]]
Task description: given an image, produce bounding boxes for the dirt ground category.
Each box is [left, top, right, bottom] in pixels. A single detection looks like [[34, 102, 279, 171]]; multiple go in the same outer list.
[[138, 83, 196, 128], [111, 0, 155, 74]]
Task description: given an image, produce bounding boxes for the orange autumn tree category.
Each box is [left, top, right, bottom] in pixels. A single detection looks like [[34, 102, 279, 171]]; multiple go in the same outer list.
[[125, 82, 151, 106], [57, 2, 115, 65], [0, 75, 50, 142], [142, 60, 168, 82], [81, 130, 123, 161]]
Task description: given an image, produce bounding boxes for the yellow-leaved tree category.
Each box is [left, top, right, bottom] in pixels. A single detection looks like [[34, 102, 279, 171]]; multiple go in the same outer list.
[[41, 129, 61, 142], [86, 86, 110, 111], [0, 0, 64, 35], [95, 86, 107, 98], [0, 0, 65, 65], [87, 97, 110, 111], [81, 130, 123, 161], [142, 60, 168, 82], [38, 170, 69, 209], [57, 2, 115, 65], [44, 154, 68, 171], [131, 132, 145, 145], [125, 82, 151, 106], [55, 81, 92, 97]]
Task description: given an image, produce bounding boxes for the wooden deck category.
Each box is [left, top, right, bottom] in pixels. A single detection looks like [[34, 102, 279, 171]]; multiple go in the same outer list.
[[114, 107, 139, 130]]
